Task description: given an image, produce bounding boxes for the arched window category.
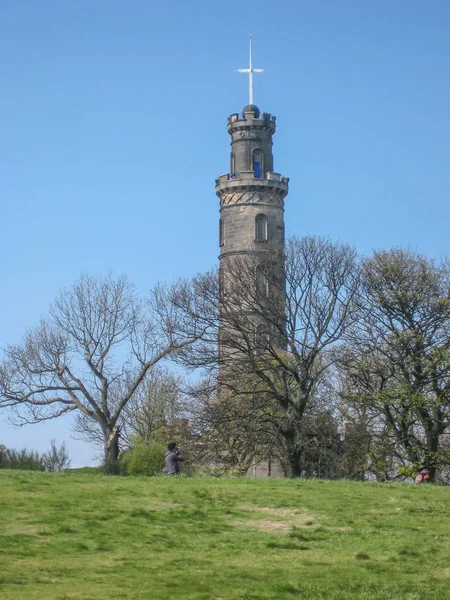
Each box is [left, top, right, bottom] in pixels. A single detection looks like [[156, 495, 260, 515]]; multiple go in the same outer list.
[[253, 149, 262, 178], [255, 214, 268, 241], [256, 264, 269, 298], [219, 219, 224, 246], [254, 324, 269, 356], [230, 153, 235, 177]]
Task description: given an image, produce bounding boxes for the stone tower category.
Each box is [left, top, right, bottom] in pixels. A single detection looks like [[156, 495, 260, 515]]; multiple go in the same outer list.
[[215, 103, 289, 477], [215, 103, 289, 343]]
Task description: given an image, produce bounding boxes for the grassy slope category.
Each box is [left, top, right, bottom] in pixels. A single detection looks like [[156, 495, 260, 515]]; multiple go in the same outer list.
[[0, 471, 449, 600]]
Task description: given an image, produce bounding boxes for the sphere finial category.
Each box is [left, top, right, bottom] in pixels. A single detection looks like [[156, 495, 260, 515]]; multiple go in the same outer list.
[[242, 104, 260, 118]]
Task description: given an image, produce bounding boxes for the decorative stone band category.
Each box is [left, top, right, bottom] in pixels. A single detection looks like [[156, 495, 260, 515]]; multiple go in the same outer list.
[[218, 189, 286, 208], [218, 248, 281, 260]]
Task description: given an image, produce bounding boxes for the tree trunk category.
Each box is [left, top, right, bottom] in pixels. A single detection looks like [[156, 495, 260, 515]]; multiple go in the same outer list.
[[424, 427, 440, 483], [286, 453, 302, 478], [283, 430, 302, 478], [104, 426, 120, 474]]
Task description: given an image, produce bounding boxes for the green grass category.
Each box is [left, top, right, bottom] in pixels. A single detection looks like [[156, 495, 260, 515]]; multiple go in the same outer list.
[[1, 471, 449, 599]]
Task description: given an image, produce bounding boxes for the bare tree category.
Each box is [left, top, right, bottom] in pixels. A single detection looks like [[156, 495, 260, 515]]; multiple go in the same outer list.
[[172, 236, 360, 477], [340, 248, 450, 480], [182, 375, 285, 475], [120, 367, 184, 446], [0, 273, 204, 472]]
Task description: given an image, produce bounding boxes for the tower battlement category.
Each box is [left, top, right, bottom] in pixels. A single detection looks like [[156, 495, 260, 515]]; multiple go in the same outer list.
[[216, 171, 289, 186], [227, 109, 276, 134], [215, 172, 289, 205]]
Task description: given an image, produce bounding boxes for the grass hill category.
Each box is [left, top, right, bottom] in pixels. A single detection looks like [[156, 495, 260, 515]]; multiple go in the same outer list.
[[1, 470, 449, 599]]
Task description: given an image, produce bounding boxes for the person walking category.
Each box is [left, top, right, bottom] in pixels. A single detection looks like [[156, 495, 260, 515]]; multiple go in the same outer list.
[[163, 442, 184, 475]]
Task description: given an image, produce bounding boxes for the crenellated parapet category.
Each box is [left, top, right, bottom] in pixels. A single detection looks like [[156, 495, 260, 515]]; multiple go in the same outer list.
[[216, 171, 289, 209], [227, 107, 277, 135]]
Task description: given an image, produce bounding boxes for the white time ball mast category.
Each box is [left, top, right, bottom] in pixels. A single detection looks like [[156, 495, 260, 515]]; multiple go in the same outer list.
[[236, 35, 266, 106]]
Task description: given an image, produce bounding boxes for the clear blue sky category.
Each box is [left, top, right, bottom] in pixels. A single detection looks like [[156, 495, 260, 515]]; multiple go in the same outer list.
[[1, 0, 449, 466]]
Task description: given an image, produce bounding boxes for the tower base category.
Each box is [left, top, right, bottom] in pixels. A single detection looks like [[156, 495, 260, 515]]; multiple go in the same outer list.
[[247, 457, 285, 478]]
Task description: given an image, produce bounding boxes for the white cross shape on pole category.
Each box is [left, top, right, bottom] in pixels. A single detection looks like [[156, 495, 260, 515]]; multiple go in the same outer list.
[[236, 36, 266, 106]]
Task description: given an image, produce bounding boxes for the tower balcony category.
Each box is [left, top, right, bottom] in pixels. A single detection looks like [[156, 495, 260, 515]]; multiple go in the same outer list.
[[215, 171, 289, 198]]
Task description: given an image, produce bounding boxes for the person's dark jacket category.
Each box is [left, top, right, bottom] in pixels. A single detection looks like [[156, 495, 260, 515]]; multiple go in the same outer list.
[[163, 449, 183, 475]]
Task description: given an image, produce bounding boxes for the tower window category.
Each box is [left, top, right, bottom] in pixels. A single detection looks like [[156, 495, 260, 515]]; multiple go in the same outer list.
[[254, 324, 269, 356], [253, 149, 263, 178], [219, 219, 224, 246], [255, 214, 268, 241], [256, 265, 269, 297]]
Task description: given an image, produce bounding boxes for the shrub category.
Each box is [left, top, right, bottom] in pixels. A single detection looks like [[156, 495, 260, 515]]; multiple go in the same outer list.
[[43, 439, 71, 471], [0, 446, 45, 471], [120, 442, 166, 476], [0, 445, 10, 468]]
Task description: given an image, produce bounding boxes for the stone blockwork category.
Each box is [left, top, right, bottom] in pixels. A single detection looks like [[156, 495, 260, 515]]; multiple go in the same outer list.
[[220, 202, 284, 257]]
